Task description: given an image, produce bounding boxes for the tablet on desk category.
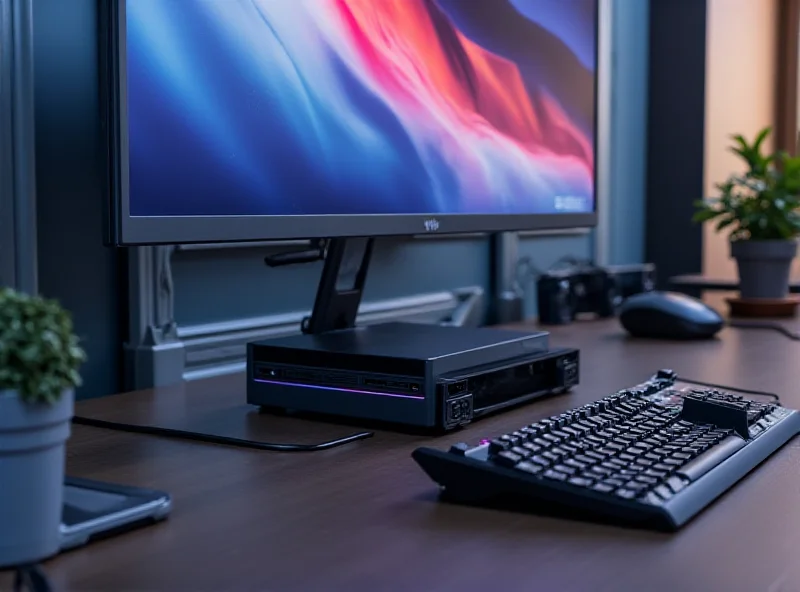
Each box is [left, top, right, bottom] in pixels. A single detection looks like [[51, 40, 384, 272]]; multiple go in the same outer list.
[[61, 476, 172, 551]]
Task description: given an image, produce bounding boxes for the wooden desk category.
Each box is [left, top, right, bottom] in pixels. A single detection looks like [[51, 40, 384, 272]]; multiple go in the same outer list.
[[24, 320, 800, 591]]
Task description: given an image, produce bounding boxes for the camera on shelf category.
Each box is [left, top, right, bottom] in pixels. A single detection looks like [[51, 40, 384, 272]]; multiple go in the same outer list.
[[536, 263, 655, 325]]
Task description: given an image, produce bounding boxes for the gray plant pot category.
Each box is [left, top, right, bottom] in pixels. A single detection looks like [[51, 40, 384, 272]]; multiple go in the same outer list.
[[731, 239, 798, 299], [0, 389, 73, 569]]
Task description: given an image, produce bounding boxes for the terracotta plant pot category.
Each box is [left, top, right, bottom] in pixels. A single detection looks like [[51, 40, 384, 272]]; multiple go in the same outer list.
[[730, 239, 798, 299], [0, 389, 73, 569]]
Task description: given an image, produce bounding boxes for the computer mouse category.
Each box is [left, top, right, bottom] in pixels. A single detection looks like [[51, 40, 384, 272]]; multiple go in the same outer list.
[[618, 291, 724, 340]]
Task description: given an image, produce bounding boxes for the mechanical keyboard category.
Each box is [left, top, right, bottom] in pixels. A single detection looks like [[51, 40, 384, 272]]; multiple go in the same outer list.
[[412, 369, 800, 530]]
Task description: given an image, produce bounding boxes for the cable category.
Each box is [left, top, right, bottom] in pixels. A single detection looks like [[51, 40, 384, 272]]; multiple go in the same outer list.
[[72, 416, 374, 452], [13, 564, 51, 592], [676, 376, 781, 405], [728, 320, 800, 341]]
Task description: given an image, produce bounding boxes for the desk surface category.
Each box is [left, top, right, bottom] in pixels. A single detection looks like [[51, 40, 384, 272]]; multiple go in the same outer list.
[[34, 317, 800, 591]]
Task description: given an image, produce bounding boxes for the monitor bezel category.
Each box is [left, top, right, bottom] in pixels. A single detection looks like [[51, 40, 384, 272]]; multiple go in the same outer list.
[[106, 0, 599, 246]]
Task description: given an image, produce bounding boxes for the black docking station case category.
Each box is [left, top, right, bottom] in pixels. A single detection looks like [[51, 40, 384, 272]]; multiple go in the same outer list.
[[246, 322, 579, 431]]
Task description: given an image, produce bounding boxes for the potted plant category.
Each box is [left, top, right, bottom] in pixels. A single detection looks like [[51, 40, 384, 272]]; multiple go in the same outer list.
[[0, 288, 86, 569], [694, 127, 800, 299]]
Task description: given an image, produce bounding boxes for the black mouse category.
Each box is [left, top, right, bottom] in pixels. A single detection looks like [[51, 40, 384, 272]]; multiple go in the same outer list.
[[618, 291, 724, 339]]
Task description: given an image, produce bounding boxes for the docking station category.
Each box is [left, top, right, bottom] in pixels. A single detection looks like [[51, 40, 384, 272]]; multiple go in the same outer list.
[[247, 322, 578, 430]]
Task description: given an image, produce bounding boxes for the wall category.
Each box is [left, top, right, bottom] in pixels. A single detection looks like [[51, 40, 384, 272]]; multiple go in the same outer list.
[[703, 0, 779, 278], [29, 0, 651, 398], [601, 0, 650, 266], [33, 0, 125, 399]]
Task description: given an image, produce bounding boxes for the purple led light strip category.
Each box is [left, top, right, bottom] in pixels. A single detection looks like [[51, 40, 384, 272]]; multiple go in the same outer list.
[[254, 378, 425, 400]]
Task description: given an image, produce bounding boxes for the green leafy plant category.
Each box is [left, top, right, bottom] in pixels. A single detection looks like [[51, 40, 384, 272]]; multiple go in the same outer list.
[[693, 127, 800, 240], [0, 288, 86, 405]]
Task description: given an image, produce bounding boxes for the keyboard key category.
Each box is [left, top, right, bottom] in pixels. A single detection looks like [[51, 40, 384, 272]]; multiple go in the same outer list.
[[592, 483, 615, 494], [543, 469, 568, 481], [603, 478, 625, 488], [511, 446, 533, 458], [564, 458, 588, 470], [644, 491, 665, 505], [516, 461, 543, 475], [666, 475, 688, 493], [635, 475, 659, 486], [615, 489, 637, 500], [568, 477, 594, 488], [530, 456, 550, 467], [488, 439, 510, 453], [495, 451, 523, 467], [553, 464, 577, 475], [654, 484, 673, 500]]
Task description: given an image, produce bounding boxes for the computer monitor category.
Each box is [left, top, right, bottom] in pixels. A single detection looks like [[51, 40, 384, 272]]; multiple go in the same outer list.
[[104, 0, 598, 246]]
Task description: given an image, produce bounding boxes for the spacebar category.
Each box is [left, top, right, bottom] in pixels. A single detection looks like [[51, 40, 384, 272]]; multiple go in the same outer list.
[[676, 436, 747, 482]]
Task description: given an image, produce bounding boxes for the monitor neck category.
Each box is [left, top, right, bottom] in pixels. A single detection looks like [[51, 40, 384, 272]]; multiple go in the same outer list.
[[302, 237, 374, 335]]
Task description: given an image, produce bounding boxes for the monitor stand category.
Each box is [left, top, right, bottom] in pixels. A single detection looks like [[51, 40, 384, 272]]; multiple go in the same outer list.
[[290, 236, 543, 341]]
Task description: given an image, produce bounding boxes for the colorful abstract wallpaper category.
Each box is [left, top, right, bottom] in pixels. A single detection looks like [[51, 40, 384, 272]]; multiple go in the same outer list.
[[126, 0, 597, 217]]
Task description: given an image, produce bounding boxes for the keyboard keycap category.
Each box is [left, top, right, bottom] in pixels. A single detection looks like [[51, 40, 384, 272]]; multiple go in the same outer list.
[[666, 475, 688, 493], [488, 439, 510, 453], [568, 477, 594, 488], [543, 469, 568, 481], [511, 446, 532, 458], [495, 451, 523, 467], [516, 461, 543, 475], [553, 464, 577, 475]]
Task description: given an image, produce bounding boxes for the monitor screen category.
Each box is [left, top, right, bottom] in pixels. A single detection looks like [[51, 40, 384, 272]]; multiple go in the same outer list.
[[110, 0, 598, 244]]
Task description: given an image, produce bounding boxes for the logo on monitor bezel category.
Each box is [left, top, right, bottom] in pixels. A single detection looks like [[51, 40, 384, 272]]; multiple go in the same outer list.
[[423, 218, 440, 232]]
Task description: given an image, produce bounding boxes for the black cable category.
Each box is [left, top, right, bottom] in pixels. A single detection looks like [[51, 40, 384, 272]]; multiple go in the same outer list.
[[676, 376, 781, 404], [72, 416, 374, 452], [728, 320, 800, 341], [13, 564, 51, 592]]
